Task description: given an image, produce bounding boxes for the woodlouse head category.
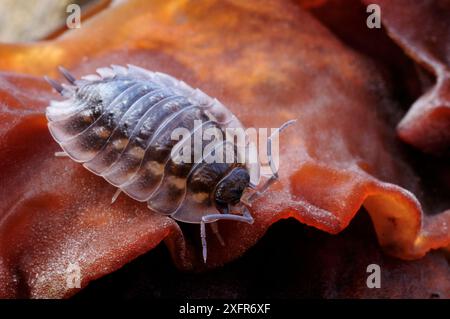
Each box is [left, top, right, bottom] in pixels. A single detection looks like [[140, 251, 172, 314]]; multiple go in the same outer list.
[[213, 167, 250, 213]]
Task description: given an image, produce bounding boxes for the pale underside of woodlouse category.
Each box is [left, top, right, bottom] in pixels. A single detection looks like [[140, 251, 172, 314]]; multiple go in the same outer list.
[[45, 64, 294, 261]]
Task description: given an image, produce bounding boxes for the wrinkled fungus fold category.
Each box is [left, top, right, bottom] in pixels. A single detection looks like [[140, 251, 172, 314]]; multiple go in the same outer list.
[[365, 0, 450, 154]]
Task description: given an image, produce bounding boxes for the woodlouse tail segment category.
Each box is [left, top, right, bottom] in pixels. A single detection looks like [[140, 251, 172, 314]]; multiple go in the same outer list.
[[58, 66, 77, 84], [45, 76, 64, 95], [45, 66, 77, 97]]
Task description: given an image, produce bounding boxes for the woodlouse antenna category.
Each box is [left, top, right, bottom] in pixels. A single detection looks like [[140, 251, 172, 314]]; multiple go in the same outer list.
[[241, 119, 297, 206]]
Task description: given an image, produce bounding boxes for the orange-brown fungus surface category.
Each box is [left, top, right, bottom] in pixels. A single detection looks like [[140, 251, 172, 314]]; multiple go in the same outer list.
[[0, 0, 448, 298], [370, 0, 450, 154]]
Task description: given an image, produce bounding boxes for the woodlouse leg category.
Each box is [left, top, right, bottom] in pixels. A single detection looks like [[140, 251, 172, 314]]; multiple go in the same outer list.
[[54, 151, 69, 157], [202, 206, 254, 224], [267, 119, 297, 177], [200, 221, 208, 263], [201, 208, 254, 263], [210, 222, 225, 246], [239, 194, 253, 207], [111, 188, 122, 204]]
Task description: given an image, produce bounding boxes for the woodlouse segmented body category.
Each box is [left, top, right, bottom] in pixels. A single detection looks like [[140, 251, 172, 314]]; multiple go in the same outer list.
[[45, 65, 293, 261]]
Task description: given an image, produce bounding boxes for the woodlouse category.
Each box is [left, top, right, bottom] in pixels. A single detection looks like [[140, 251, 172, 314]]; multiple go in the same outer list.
[[45, 65, 294, 262]]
